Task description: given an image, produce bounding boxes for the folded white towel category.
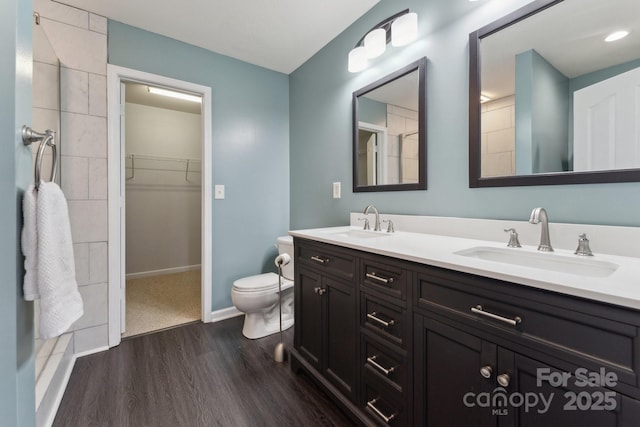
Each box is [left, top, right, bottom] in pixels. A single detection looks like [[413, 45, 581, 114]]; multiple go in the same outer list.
[[35, 182, 84, 339], [22, 184, 39, 300]]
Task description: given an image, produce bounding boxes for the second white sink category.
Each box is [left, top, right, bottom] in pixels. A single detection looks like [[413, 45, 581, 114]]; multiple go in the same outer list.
[[455, 246, 619, 278]]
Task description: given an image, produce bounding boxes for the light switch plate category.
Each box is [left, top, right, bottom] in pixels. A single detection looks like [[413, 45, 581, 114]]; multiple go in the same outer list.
[[214, 184, 225, 199], [332, 182, 341, 199]]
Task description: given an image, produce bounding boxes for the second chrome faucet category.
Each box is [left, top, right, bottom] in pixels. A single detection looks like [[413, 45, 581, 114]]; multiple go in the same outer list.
[[529, 207, 553, 252], [363, 205, 381, 231]]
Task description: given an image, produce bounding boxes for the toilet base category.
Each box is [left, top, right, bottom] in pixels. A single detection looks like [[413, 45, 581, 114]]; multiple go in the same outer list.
[[242, 315, 294, 339]]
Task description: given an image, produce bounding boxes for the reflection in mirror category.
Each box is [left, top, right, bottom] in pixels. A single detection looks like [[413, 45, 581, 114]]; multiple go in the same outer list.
[[469, 0, 640, 187], [353, 57, 426, 192]]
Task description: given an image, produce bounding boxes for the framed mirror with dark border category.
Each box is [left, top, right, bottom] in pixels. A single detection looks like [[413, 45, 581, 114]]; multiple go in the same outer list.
[[469, 0, 640, 187], [353, 57, 426, 192]]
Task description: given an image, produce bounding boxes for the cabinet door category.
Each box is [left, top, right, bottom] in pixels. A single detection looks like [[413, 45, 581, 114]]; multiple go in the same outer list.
[[296, 268, 323, 371], [325, 276, 357, 401], [506, 352, 640, 427], [415, 315, 497, 427]]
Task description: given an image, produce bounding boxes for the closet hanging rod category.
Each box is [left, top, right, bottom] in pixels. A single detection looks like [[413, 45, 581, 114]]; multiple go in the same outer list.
[[125, 153, 201, 181], [124, 153, 201, 163]]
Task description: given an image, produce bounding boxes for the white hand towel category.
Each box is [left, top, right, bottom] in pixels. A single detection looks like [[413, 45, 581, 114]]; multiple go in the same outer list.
[[22, 184, 39, 300], [36, 182, 84, 339]]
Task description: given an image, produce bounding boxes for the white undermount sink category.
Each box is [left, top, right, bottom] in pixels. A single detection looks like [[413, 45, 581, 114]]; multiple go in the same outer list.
[[328, 229, 392, 239], [455, 246, 619, 278]]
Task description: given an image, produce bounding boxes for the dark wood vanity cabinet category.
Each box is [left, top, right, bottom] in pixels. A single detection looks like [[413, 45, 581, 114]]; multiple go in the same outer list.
[[359, 254, 412, 425], [414, 265, 640, 427], [292, 239, 358, 404], [291, 237, 640, 426]]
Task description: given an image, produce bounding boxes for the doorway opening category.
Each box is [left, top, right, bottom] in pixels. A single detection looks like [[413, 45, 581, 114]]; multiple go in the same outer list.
[[122, 82, 202, 337], [107, 66, 212, 347]]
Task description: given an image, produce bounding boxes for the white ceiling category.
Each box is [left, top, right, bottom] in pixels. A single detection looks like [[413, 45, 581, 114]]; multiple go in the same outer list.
[[54, 0, 380, 74]]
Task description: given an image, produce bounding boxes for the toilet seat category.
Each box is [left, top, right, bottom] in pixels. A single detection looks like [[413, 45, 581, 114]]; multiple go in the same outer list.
[[233, 272, 293, 293]]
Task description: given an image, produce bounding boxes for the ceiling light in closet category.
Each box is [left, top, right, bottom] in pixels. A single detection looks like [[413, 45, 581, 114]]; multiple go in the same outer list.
[[148, 86, 202, 103]]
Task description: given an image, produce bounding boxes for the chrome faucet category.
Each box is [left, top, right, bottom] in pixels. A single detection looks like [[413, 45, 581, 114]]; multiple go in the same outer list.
[[363, 205, 381, 231], [529, 207, 553, 252]]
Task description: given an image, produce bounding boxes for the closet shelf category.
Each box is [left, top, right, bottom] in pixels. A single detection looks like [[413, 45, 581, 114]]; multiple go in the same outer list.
[[125, 154, 201, 181]]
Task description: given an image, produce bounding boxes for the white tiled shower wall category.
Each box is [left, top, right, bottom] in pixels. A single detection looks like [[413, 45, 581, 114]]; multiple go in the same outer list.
[[386, 104, 419, 184], [35, 0, 109, 354], [481, 95, 516, 177]]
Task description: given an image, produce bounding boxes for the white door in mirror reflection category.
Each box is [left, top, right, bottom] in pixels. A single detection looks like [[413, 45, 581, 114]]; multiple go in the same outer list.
[[574, 66, 640, 171], [358, 122, 387, 186]]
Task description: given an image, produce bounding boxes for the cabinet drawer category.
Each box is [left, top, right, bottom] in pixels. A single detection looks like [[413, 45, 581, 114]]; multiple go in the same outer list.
[[362, 334, 406, 394], [362, 294, 407, 348], [295, 239, 355, 281], [416, 267, 640, 390], [362, 378, 407, 426], [361, 256, 407, 301]]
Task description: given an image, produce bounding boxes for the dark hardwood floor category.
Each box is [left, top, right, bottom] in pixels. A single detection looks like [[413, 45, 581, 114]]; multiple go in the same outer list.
[[54, 316, 354, 427]]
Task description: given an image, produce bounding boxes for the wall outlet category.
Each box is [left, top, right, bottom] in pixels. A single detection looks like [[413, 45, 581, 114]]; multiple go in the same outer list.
[[214, 184, 225, 199], [332, 182, 341, 199]]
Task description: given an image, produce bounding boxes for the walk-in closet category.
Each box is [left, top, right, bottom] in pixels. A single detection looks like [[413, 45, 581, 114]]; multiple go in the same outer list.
[[122, 82, 202, 337]]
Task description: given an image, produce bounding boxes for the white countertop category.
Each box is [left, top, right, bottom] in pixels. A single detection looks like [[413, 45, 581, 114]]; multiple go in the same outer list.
[[289, 226, 640, 311]]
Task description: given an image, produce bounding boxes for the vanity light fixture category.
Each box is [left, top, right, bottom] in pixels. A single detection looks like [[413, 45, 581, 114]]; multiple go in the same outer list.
[[348, 9, 418, 73], [148, 86, 202, 103], [604, 30, 630, 42]]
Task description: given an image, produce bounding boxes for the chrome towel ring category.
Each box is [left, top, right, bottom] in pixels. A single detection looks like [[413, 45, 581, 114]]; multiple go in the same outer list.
[[22, 126, 57, 189]]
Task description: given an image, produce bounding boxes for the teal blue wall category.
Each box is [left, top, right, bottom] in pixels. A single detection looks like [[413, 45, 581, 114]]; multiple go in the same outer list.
[[108, 21, 290, 310], [570, 58, 640, 93], [515, 49, 569, 174], [289, 0, 640, 229], [0, 0, 36, 424]]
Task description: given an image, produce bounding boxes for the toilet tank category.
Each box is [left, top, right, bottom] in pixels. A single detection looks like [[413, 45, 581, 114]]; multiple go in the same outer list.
[[276, 236, 294, 280]]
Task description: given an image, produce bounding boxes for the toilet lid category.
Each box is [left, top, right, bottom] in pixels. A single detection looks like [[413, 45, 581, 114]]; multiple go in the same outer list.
[[233, 272, 293, 292]]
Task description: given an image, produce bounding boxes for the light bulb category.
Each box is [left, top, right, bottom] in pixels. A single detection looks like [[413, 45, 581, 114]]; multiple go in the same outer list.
[[391, 12, 418, 47], [348, 46, 368, 73], [364, 28, 386, 59]]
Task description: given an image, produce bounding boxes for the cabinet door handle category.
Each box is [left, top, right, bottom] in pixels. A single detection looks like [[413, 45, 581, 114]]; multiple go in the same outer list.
[[471, 305, 522, 327], [310, 255, 329, 264], [497, 373, 511, 387], [367, 312, 395, 327], [367, 398, 396, 424], [366, 272, 394, 284], [313, 287, 326, 295], [480, 365, 493, 379], [367, 355, 396, 376]]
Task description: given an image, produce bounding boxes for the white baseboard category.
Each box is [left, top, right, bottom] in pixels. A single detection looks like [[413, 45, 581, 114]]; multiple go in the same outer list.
[[210, 306, 243, 323], [126, 264, 201, 280], [74, 346, 109, 359]]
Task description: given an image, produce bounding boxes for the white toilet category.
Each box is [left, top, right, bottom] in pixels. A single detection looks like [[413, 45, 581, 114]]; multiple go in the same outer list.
[[231, 236, 295, 339]]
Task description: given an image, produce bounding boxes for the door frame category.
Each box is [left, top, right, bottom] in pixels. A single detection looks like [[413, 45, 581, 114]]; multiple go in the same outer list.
[[107, 65, 213, 347]]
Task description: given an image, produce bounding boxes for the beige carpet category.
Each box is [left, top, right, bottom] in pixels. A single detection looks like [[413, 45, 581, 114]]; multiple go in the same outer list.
[[123, 269, 201, 338]]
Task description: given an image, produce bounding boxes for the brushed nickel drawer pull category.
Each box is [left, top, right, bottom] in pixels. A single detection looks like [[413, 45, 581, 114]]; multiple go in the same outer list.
[[310, 255, 329, 264], [313, 287, 326, 295], [367, 355, 396, 376], [367, 312, 395, 327], [471, 305, 521, 327], [366, 272, 394, 284], [367, 398, 396, 424]]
